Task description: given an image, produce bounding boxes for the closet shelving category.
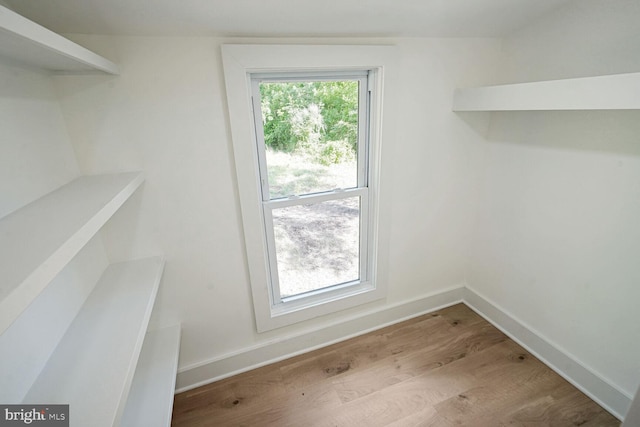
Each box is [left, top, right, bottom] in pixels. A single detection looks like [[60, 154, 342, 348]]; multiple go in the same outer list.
[[0, 4, 119, 74], [24, 257, 165, 426], [121, 324, 182, 427], [452, 72, 640, 111], [0, 172, 144, 334], [0, 173, 181, 426], [0, 7, 180, 426]]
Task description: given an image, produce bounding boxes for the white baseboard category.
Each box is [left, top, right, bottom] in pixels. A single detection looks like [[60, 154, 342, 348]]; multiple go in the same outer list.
[[463, 286, 630, 421], [175, 285, 464, 392], [175, 283, 632, 421]]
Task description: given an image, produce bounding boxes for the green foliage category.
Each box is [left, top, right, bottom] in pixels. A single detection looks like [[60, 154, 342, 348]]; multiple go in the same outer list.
[[259, 80, 359, 163], [314, 81, 359, 149], [317, 139, 356, 166]]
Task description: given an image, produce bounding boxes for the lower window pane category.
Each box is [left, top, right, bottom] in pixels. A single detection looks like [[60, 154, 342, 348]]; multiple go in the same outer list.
[[272, 197, 360, 299]]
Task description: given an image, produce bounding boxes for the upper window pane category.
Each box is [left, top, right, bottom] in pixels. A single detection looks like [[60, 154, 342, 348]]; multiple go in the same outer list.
[[259, 80, 359, 199]]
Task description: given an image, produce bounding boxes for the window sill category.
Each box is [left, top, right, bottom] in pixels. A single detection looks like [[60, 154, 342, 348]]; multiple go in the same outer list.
[[264, 281, 386, 332]]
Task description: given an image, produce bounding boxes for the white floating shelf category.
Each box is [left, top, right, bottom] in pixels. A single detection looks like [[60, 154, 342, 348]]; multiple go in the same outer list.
[[453, 72, 640, 111], [24, 257, 165, 427], [0, 172, 144, 334], [0, 5, 119, 74], [121, 324, 182, 427]]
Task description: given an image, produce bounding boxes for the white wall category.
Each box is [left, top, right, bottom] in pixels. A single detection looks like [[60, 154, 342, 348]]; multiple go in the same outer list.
[[468, 0, 640, 409], [0, 62, 79, 217], [623, 386, 640, 427], [500, 0, 640, 82], [0, 62, 110, 400], [53, 36, 503, 380]]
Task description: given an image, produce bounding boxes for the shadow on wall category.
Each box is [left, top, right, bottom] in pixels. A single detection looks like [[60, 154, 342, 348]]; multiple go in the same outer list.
[[483, 110, 640, 157], [452, 111, 493, 140]]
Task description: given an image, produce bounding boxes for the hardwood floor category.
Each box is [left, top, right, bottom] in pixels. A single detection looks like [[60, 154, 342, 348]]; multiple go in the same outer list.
[[171, 304, 620, 426]]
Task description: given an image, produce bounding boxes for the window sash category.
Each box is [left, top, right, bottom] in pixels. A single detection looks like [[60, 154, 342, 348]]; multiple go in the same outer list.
[[263, 188, 370, 306], [251, 74, 370, 202], [252, 70, 369, 82]]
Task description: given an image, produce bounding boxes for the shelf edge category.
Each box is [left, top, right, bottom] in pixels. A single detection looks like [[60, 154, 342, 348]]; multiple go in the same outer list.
[[0, 5, 119, 74], [453, 72, 640, 112], [0, 172, 144, 334], [121, 324, 182, 427]]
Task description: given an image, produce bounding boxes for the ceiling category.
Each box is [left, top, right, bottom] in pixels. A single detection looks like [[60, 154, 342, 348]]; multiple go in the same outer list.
[[5, 0, 574, 38]]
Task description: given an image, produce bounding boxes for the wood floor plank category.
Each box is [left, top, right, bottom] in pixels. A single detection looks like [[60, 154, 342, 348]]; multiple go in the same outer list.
[[331, 320, 507, 403], [386, 407, 455, 427], [499, 380, 619, 426], [433, 354, 557, 423], [171, 363, 287, 424], [171, 304, 620, 427]]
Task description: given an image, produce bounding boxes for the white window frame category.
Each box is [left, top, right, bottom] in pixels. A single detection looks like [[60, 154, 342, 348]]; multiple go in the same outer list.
[[252, 71, 370, 307], [222, 44, 396, 332]]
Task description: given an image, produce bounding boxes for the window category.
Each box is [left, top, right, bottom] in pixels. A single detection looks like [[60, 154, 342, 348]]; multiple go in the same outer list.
[[252, 73, 371, 312], [222, 45, 396, 332]]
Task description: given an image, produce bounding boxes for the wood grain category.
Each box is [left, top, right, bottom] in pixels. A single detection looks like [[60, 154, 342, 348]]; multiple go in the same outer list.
[[172, 304, 619, 426]]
